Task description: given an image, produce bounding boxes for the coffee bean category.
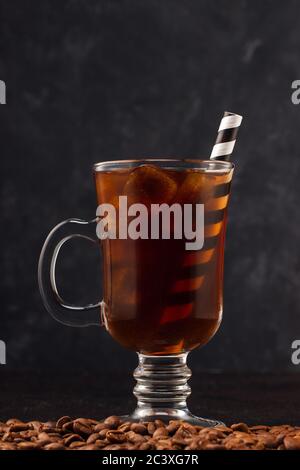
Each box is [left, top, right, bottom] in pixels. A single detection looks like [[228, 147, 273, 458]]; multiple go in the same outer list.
[[38, 431, 52, 441], [204, 443, 226, 450], [154, 420, 165, 428], [139, 442, 153, 450], [152, 427, 169, 439], [104, 444, 123, 450], [231, 423, 250, 433], [56, 416, 71, 428], [98, 428, 109, 438], [214, 425, 233, 434], [2, 416, 300, 451], [69, 441, 86, 449], [284, 436, 300, 450], [86, 433, 100, 444], [73, 419, 92, 437], [147, 422, 156, 435], [10, 423, 31, 432], [118, 422, 131, 432], [20, 430, 37, 439], [95, 439, 108, 448], [44, 442, 66, 450], [103, 416, 120, 429], [64, 434, 84, 446], [77, 444, 101, 450], [17, 441, 39, 450], [172, 436, 188, 446], [62, 421, 74, 432], [106, 430, 126, 443], [6, 418, 23, 426], [130, 423, 147, 434], [0, 442, 17, 450], [126, 431, 145, 443], [94, 423, 108, 432], [2, 432, 12, 442], [250, 425, 270, 431], [166, 421, 180, 435]]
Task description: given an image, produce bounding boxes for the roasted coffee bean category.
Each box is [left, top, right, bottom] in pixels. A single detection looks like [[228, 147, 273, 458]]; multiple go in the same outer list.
[[173, 424, 193, 440], [86, 433, 100, 444], [10, 423, 31, 432], [43, 421, 56, 429], [64, 434, 84, 446], [77, 444, 101, 450], [44, 442, 66, 450], [62, 421, 74, 432], [284, 436, 300, 450], [231, 423, 250, 433], [103, 416, 120, 429], [147, 422, 156, 435], [118, 422, 131, 432], [106, 430, 126, 443], [204, 443, 226, 451], [130, 423, 147, 434], [69, 441, 86, 449], [153, 419, 165, 428], [2, 432, 12, 442], [56, 416, 71, 428], [104, 444, 124, 450], [73, 419, 92, 437], [94, 422, 108, 432], [215, 425, 233, 434], [28, 421, 42, 432], [87, 419, 100, 426], [172, 436, 188, 446], [38, 431, 52, 441], [20, 430, 38, 439], [139, 442, 153, 450], [95, 439, 108, 448], [2, 416, 300, 451], [126, 431, 145, 443], [152, 427, 169, 439], [250, 425, 270, 431], [98, 428, 109, 438], [17, 441, 39, 450], [166, 421, 181, 435], [6, 418, 23, 426], [0, 442, 17, 450]]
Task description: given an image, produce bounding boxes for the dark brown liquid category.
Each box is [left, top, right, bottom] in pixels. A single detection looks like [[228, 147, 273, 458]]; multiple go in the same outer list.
[[94, 164, 233, 355]]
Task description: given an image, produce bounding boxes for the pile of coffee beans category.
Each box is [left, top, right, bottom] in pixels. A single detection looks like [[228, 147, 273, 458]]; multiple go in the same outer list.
[[0, 416, 300, 450]]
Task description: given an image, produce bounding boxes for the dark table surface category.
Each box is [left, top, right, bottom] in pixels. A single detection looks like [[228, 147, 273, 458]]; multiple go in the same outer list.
[[0, 371, 299, 426]]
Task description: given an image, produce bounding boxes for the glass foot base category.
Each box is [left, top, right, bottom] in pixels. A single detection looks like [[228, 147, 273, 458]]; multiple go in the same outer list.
[[119, 409, 224, 427], [122, 353, 225, 428]]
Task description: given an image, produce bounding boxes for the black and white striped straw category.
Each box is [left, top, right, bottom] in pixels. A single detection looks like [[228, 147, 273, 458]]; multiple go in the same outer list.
[[210, 111, 243, 161]]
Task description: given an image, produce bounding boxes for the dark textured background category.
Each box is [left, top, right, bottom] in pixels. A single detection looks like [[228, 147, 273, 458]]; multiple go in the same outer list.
[[1, 0, 300, 378]]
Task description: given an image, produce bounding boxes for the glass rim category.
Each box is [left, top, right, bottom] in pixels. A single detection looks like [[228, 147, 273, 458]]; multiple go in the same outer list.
[[93, 158, 234, 172]]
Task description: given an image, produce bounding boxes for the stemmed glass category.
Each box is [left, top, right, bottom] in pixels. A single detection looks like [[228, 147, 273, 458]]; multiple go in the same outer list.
[[38, 159, 233, 426]]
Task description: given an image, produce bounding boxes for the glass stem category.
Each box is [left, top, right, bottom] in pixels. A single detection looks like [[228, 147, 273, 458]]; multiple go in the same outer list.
[[131, 353, 192, 421]]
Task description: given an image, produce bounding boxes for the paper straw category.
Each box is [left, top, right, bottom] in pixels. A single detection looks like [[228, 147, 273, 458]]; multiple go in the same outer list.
[[210, 111, 243, 161], [162, 113, 242, 324]]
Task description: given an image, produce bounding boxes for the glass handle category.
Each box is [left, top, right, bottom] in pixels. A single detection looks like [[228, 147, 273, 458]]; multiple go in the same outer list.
[[38, 218, 104, 327]]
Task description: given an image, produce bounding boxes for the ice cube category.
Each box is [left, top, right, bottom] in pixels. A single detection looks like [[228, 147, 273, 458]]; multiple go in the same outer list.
[[109, 266, 137, 319], [123, 165, 178, 206], [174, 171, 214, 204]]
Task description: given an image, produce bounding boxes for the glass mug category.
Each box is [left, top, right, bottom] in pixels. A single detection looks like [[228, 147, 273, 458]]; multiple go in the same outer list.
[[38, 159, 233, 426]]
